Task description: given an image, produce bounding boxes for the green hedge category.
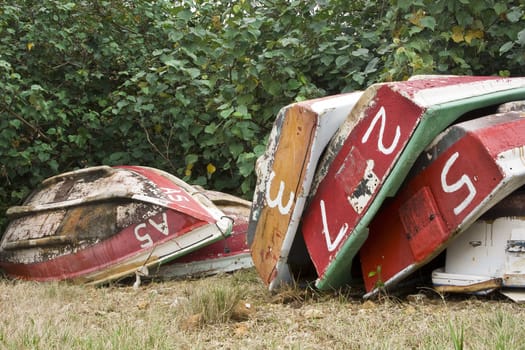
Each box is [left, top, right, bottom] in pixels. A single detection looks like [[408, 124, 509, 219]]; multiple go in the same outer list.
[[1, 0, 524, 231]]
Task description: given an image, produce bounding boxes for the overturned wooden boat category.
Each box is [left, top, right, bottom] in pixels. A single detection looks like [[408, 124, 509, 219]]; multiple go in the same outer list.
[[0, 166, 233, 284], [301, 75, 525, 291], [248, 92, 363, 290], [360, 111, 525, 297], [152, 190, 253, 279], [432, 190, 525, 302]]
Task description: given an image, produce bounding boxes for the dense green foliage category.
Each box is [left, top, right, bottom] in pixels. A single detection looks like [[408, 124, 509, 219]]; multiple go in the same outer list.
[[1, 0, 524, 231]]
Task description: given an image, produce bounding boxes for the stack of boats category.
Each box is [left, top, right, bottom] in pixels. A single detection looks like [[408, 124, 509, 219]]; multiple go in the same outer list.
[[248, 75, 525, 301], [2, 75, 525, 301]]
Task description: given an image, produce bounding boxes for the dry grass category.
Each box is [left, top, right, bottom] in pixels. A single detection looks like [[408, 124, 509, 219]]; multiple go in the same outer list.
[[0, 269, 524, 349]]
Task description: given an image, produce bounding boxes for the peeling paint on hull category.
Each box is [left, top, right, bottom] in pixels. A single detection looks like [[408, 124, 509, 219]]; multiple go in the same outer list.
[[0, 166, 232, 285], [247, 92, 362, 290], [301, 75, 525, 291], [360, 111, 525, 297]]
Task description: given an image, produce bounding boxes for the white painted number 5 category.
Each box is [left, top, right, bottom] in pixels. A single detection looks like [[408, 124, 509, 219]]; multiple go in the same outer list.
[[441, 151, 476, 216]]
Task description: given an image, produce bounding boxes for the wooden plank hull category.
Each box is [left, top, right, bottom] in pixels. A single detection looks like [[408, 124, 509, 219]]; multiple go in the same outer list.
[[0, 166, 232, 284], [360, 112, 525, 296], [248, 92, 363, 290], [301, 75, 525, 290], [153, 190, 253, 278]]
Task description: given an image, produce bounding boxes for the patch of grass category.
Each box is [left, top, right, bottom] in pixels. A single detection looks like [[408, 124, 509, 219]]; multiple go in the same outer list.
[[489, 309, 520, 350], [178, 280, 248, 328], [0, 271, 525, 349]]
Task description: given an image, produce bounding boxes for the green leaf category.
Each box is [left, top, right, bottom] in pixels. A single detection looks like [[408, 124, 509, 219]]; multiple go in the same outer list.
[[518, 29, 525, 45], [185, 154, 198, 165], [164, 59, 183, 68], [287, 79, 301, 90], [204, 123, 218, 134], [229, 143, 244, 158], [493, 3, 507, 15], [364, 57, 379, 74], [254, 144, 266, 157], [176, 9, 193, 21], [48, 159, 59, 172], [263, 80, 281, 96], [499, 41, 514, 54], [351, 48, 369, 57], [352, 72, 365, 84], [455, 11, 473, 26], [185, 68, 201, 79], [506, 8, 523, 23], [280, 37, 300, 47], [335, 55, 350, 67], [219, 107, 234, 118], [420, 16, 436, 30], [168, 31, 184, 42], [9, 119, 22, 129], [237, 152, 255, 177], [409, 26, 424, 36], [320, 55, 333, 66], [397, 0, 413, 11]]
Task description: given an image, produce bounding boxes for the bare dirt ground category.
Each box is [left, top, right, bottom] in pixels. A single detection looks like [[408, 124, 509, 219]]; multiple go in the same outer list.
[[0, 269, 524, 349]]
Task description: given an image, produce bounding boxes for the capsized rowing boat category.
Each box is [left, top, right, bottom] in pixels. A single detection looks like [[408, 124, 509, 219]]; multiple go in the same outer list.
[[301, 75, 525, 291], [360, 110, 525, 297], [247, 92, 363, 290], [432, 190, 525, 302], [0, 165, 232, 284], [152, 190, 253, 279]]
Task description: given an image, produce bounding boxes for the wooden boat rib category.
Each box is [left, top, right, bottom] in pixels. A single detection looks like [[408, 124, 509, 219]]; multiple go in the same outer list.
[[0, 166, 233, 284], [360, 111, 525, 297], [247, 92, 363, 290], [301, 76, 525, 291]]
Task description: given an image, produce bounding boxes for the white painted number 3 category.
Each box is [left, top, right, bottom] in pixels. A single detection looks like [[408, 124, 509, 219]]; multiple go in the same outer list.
[[440, 151, 476, 215], [266, 171, 294, 215]]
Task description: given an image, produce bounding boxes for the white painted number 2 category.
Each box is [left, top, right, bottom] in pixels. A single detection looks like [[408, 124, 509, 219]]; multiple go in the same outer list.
[[361, 106, 401, 155], [266, 171, 294, 215], [440, 152, 476, 215], [320, 199, 348, 252]]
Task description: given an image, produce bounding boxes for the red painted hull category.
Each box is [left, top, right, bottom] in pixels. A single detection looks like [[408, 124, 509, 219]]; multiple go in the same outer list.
[[154, 191, 253, 278], [0, 166, 231, 284], [360, 111, 525, 295], [301, 76, 525, 289]]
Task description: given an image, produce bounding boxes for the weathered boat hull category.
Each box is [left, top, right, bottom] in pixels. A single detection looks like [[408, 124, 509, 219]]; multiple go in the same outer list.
[[360, 111, 525, 297], [301, 75, 525, 290], [153, 190, 253, 278], [431, 191, 525, 300], [248, 92, 362, 290], [0, 166, 232, 284]]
